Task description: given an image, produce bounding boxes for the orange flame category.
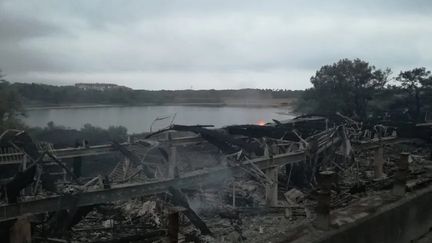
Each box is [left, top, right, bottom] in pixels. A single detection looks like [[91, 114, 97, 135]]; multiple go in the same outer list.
[[257, 120, 266, 126]]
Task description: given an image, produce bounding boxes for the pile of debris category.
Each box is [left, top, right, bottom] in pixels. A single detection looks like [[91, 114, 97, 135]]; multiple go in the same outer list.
[[0, 113, 431, 242]]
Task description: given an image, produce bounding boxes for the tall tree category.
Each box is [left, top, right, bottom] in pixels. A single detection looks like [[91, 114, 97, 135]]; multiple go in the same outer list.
[[303, 58, 390, 118], [396, 67, 432, 121], [0, 70, 24, 132]]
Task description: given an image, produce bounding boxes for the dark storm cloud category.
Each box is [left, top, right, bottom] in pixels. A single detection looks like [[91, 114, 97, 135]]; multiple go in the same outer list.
[[0, 6, 69, 73], [1, 0, 432, 89], [0, 14, 58, 41]]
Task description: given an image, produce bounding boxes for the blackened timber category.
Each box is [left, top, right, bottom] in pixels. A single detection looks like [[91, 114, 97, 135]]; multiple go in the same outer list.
[[112, 141, 154, 178], [67, 205, 95, 229], [45, 152, 81, 184], [53, 143, 123, 159], [147, 125, 263, 155], [168, 187, 212, 235], [3, 165, 36, 203], [145, 125, 214, 139], [353, 137, 409, 151], [90, 229, 166, 243], [168, 211, 179, 243], [225, 125, 300, 141], [48, 205, 94, 233], [53, 136, 202, 158], [12, 131, 41, 161], [0, 143, 123, 165], [0, 149, 311, 221], [0, 137, 203, 165], [0, 130, 41, 161]]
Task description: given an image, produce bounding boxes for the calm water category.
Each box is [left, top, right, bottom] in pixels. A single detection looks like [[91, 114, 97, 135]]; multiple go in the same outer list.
[[24, 106, 294, 133]]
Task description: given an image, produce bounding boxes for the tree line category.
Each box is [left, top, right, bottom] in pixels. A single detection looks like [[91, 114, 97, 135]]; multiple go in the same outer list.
[[0, 71, 301, 144], [2, 81, 302, 107], [296, 58, 432, 122], [2, 59, 432, 135], [0, 72, 25, 131], [29, 122, 128, 148]]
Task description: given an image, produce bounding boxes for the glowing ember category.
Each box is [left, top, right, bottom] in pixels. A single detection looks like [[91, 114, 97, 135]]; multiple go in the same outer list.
[[257, 120, 266, 126]]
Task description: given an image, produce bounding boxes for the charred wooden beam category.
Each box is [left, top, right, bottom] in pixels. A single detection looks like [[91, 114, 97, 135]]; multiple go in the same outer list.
[[112, 141, 154, 178], [2, 165, 36, 203], [168, 210, 180, 243], [44, 152, 81, 184], [147, 124, 263, 155], [47, 205, 95, 233], [168, 186, 212, 235], [224, 124, 300, 141], [90, 229, 166, 243], [0, 136, 202, 165], [0, 130, 41, 161], [145, 125, 214, 139], [9, 216, 31, 243]]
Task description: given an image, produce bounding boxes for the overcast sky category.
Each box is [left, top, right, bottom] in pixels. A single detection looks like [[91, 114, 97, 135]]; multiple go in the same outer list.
[[1, 0, 431, 90]]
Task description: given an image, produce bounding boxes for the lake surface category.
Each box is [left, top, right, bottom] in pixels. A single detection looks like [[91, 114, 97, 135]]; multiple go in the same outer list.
[[24, 105, 295, 133]]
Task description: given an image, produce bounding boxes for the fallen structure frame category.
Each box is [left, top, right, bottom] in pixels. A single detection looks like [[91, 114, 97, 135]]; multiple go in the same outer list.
[[0, 149, 307, 221], [0, 135, 202, 165], [2, 114, 420, 242]]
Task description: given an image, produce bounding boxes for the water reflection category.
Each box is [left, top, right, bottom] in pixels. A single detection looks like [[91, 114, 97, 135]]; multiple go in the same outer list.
[[24, 106, 294, 133]]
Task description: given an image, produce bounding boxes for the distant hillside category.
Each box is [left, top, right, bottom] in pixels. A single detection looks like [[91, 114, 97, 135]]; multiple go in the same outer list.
[[10, 82, 303, 108]]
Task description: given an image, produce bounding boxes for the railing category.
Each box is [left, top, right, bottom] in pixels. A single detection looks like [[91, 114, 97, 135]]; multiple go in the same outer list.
[[0, 146, 25, 165]]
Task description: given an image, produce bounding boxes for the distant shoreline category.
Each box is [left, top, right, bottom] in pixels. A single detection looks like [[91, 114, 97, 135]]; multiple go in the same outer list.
[[24, 102, 294, 111]]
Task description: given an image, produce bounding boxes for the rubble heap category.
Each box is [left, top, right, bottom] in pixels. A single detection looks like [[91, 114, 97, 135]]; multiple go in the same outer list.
[[0, 114, 431, 242]]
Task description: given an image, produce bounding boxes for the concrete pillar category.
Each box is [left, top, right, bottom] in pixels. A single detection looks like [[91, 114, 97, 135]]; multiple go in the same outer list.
[[265, 166, 278, 207], [10, 217, 31, 243], [127, 135, 135, 144], [123, 157, 131, 180], [167, 211, 179, 243], [315, 190, 331, 230], [264, 141, 278, 207], [167, 132, 177, 178], [314, 171, 336, 230], [22, 155, 27, 170], [232, 181, 236, 208], [373, 145, 385, 179], [168, 146, 177, 178], [392, 152, 409, 197]]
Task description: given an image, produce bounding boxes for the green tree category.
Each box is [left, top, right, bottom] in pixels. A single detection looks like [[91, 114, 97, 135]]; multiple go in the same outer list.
[[396, 67, 432, 120], [300, 59, 390, 118], [0, 70, 25, 132]]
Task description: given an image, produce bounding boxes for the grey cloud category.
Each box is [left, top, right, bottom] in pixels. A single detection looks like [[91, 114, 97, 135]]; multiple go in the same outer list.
[[1, 0, 432, 89], [0, 15, 59, 41]]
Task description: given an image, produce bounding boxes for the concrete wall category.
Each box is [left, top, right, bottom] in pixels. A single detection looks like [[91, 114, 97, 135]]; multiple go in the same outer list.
[[315, 187, 432, 243]]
